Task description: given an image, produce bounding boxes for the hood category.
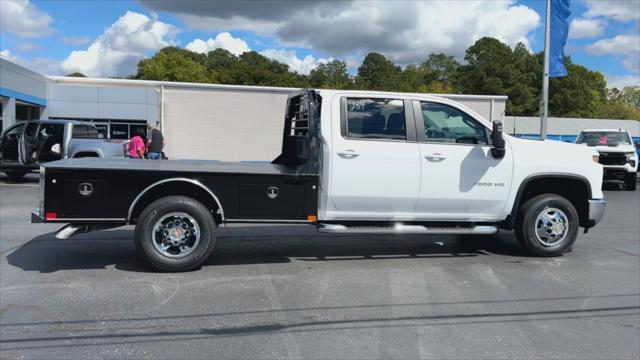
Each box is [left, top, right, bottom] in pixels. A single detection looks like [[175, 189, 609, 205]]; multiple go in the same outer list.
[[509, 135, 599, 162], [585, 144, 636, 153]]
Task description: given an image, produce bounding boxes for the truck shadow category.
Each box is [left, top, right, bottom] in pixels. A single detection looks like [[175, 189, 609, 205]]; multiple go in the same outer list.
[[6, 227, 525, 273], [0, 173, 39, 184]]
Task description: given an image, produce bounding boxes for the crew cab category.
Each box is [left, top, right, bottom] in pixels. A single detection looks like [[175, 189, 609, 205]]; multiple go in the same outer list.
[[32, 90, 606, 271], [0, 119, 124, 180], [576, 128, 638, 191]]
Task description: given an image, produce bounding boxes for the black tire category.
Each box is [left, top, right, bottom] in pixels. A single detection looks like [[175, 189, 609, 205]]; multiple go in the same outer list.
[[515, 194, 579, 257], [624, 173, 636, 191], [135, 196, 216, 272], [5, 171, 27, 181]]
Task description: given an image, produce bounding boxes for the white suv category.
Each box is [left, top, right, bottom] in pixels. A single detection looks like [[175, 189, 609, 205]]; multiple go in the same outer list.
[[576, 129, 638, 191]]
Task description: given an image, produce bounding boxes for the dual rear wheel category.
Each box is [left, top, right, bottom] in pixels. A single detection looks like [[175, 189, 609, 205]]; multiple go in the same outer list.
[[135, 196, 216, 271]]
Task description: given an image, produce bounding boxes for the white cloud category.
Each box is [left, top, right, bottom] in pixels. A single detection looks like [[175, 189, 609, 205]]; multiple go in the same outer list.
[[141, 0, 540, 64], [0, 0, 54, 37], [16, 42, 41, 52], [606, 74, 640, 89], [584, 0, 640, 22], [0, 49, 62, 75], [0, 49, 20, 63], [61, 11, 177, 77], [185, 32, 250, 55], [259, 49, 330, 74], [61, 35, 91, 46], [586, 35, 640, 73], [569, 18, 605, 39]]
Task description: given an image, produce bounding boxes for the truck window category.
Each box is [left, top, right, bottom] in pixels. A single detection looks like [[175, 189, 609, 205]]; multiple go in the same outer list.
[[37, 124, 64, 162], [420, 102, 487, 145], [576, 131, 631, 147], [72, 124, 101, 139], [345, 98, 406, 140]]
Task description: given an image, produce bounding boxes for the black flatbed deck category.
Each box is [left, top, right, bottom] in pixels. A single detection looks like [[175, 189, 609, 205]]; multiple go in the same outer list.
[[41, 158, 319, 223], [44, 158, 318, 177]]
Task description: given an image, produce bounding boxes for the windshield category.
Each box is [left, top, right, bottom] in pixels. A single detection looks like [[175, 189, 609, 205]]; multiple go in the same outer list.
[[576, 131, 632, 147]]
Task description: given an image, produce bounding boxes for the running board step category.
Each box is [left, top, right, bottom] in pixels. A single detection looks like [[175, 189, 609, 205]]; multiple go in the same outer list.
[[317, 224, 498, 235]]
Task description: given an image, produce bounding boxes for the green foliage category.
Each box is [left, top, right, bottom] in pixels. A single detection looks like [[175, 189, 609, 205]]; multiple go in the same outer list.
[[309, 60, 352, 89], [66, 72, 86, 77], [137, 47, 210, 83], [356, 52, 402, 91], [135, 39, 638, 120]]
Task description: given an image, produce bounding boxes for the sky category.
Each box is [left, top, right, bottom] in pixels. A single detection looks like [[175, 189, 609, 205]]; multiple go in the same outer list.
[[0, 0, 638, 89]]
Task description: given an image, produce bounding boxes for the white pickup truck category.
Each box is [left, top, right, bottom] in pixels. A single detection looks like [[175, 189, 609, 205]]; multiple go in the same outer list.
[[576, 128, 638, 190], [33, 90, 606, 271]]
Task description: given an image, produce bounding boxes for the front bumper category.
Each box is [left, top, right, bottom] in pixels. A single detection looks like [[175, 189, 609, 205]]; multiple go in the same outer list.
[[31, 209, 44, 223], [602, 166, 635, 180], [588, 199, 606, 227]]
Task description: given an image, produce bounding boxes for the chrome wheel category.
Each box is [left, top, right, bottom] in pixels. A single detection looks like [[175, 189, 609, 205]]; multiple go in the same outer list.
[[151, 212, 201, 258], [534, 207, 569, 247]]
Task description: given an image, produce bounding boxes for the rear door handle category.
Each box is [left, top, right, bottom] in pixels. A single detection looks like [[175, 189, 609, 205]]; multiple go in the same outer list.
[[424, 153, 446, 161], [337, 150, 359, 159]]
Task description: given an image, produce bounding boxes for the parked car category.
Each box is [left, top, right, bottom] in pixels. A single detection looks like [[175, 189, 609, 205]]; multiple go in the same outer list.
[[32, 90, 605, 271], [575, 129, 638, 190], [0, 119, 124, 180]]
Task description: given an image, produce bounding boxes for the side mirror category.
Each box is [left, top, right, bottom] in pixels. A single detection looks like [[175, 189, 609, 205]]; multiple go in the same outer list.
[[491, 121, 505, 159]]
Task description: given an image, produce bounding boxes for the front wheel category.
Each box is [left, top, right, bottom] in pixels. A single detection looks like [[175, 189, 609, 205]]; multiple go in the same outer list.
[[135, 196, 216, 271], [515, 194, 579, 257], [625, 173, 637, 191]]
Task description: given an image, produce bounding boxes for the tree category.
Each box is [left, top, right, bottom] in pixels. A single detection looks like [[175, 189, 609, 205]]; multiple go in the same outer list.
[[548, 57, 607, 118], [355, 52, 402, 91], [66, 72, 86, 77], [309, 60, 352, 89], [205, 48, 238, 84], [454, 37, 514, 96], [421, 53, 459, 83], [136, 47, 210, 83]]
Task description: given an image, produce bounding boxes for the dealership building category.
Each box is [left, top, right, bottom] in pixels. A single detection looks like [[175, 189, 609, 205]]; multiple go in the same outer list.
[[1, 58, 638, 161]]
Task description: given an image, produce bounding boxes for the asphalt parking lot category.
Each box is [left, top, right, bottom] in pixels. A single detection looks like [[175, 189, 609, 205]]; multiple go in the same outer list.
[[0, 174, 639, 359]]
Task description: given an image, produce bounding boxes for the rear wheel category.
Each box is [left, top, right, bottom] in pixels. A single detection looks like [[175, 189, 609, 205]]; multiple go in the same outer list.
[[135, 196, 216, 271], [625, 173, 636, 191], [4, 171, 27, 181], [515, 194, 579, 257]]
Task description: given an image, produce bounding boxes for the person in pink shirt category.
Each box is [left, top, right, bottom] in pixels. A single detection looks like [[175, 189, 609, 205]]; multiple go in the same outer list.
[[129, 128, 146, 159]]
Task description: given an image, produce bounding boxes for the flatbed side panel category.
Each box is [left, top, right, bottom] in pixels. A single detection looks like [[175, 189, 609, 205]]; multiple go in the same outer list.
[[43, 167, 318, 222]]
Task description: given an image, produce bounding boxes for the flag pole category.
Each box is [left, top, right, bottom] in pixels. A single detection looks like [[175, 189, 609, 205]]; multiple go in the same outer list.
[[541, 0, 551, 140]]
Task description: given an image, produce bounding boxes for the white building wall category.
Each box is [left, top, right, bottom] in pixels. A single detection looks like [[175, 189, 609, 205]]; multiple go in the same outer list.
[[0, 58, 50, 130], [0, 59, 49, 101], [503, 116, 640, 137], [47, 83, 158, 122]]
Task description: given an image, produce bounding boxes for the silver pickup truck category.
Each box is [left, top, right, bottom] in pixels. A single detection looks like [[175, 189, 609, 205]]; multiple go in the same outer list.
[[0, 119, 124, 180]]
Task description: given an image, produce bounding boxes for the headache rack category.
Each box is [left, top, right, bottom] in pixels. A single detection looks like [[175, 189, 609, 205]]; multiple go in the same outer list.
[[272, 90, 321, 170]]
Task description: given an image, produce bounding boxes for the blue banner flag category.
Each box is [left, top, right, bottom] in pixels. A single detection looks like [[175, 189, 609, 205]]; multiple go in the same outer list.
[[549, 0, 571, 77]]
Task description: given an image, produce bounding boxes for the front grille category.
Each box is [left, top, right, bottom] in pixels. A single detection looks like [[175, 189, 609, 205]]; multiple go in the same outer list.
[[598, 152, 626, 166]]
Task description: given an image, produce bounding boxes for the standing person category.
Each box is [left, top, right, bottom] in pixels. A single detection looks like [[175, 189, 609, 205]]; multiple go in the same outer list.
[[129, 127, 146, 159], [146, 124, 165, 160]]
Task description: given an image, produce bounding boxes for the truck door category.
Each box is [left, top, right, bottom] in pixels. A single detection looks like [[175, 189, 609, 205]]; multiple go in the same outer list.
[[413, 101, 513, 221], [329, 96, 421, 218], [21, 121, 40, 164], [0, 123, 25, 165]]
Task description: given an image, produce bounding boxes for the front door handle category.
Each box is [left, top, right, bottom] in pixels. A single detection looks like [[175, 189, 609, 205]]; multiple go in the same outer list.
[[337, 150, 359, 159], [424, 153, 446, 161]]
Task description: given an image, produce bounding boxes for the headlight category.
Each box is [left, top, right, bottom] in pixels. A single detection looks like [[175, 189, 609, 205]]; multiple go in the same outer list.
[[626, 152, 637, 167], [592, 155, 600, 163]]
